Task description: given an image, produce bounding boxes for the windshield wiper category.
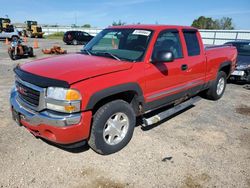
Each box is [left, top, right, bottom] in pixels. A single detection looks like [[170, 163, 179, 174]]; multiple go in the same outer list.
[[81, 49, 92, 56], [95, 52, 121, 61]]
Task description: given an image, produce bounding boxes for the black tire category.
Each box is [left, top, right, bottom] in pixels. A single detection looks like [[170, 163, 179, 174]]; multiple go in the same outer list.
[[28, 47, 34, 57], [72, 39, 78, 45], [247, 73, 250, 83], [11, 35, 19, 41], [88, 100, 136, 155], [204, 71, 227, 100], [8, 49, 16, 60]]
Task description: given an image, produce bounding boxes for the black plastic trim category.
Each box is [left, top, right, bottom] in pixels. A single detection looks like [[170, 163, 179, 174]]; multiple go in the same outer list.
[[219, 61, 232, 77], [144, 84, 204, 112], [14, 65, 70, 88], [182, 28, 198, 33], [219, 61, 231, 70], [86, 82, 144, 110]]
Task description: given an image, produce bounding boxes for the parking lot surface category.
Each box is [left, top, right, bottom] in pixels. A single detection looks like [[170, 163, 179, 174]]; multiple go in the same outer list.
[[0, 38, 249, 188]]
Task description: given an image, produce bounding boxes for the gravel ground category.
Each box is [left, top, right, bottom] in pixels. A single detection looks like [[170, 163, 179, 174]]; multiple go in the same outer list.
[[0, 38, 249, 188]]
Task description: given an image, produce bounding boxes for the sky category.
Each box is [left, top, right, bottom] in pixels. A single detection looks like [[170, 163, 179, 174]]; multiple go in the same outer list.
[[1, 0, 250, 29]]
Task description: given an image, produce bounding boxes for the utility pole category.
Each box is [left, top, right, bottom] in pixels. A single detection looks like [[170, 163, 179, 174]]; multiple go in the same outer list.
[[75, 12, 77, 27]]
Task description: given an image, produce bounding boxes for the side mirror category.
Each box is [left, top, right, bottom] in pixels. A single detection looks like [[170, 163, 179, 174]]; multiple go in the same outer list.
[[151, 51, 174, 63]]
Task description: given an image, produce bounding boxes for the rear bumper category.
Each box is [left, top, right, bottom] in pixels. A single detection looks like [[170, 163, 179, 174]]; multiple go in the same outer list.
[[229, 69, 250, 82], [10, 89, 92, 144]]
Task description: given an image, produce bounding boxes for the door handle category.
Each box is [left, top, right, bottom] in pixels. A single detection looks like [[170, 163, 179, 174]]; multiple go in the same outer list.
[[181, 64, 188, 71]]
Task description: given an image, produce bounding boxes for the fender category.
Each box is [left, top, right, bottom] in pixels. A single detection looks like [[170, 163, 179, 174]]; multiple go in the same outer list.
[[218, 61, 232, 78], [219, 61, 231, 70], [85, 82, 144, 110]]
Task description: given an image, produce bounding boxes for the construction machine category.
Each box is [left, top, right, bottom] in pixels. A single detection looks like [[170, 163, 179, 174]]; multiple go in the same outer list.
[[0, 18, 14, 32], [23, 21, 44, 38]]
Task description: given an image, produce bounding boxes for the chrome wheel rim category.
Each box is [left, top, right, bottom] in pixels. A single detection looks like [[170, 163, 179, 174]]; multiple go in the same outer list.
[[103, 112, 129, 145], [216, 77, 225, 95]]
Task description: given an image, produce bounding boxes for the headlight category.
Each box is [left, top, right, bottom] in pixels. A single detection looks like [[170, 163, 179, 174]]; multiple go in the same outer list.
[[46, 87, 82, 113]]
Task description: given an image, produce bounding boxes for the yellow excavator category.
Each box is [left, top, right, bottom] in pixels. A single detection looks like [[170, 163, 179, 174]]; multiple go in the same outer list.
[[0, 18, 14, 32], [23, 21, 44, 38]]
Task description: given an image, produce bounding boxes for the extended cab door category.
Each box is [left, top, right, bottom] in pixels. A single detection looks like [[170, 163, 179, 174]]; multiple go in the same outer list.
[[144, 29, 188, 108], [181, 29, 206, 90]]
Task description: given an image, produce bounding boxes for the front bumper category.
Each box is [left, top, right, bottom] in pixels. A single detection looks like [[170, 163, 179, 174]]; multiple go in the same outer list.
[[10, 89, 92, 144]]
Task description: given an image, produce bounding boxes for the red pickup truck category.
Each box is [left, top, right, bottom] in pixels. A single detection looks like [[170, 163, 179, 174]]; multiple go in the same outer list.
[[10, 25, 237, 154]]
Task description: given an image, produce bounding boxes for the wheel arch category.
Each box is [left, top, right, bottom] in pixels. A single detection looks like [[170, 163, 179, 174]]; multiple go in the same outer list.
[[86, 83, 145, 115], [219, 61, 232, 78]]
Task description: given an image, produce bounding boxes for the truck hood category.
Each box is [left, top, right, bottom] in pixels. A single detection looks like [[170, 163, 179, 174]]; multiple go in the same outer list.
[[20, 54, 133, 84]]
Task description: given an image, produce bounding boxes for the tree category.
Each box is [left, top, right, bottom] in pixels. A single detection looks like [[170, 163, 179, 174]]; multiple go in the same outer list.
[[215, 17, 234, 30], [82, 24, 91, 28], [191, 16, 234, 30], [191, 16, 216, 29], [112, 20, 126, 26]]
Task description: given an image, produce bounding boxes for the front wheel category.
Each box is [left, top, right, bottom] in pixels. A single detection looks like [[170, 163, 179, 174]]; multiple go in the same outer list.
[[88, 100, 136, 155], [8, 49, 17, 60], [204, 71, 227, 100]]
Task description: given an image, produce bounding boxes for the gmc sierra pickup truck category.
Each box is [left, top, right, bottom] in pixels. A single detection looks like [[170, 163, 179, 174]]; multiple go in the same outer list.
[[10, 25, 237, 155]]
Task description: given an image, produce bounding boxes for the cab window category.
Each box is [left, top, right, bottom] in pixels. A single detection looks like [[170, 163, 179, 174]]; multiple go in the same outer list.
[[183, 31, 200, 56], [152, 30, 183, 60]]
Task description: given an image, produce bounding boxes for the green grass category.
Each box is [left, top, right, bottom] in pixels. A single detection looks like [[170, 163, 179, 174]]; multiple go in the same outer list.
[[45, 32, 64, 39]]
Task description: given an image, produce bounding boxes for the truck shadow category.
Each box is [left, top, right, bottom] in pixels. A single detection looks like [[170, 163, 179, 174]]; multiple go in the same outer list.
[[40, 138, 90, 153]]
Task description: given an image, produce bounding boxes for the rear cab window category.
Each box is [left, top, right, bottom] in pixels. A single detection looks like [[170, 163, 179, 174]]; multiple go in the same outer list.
[[183, 30, 200, 56]]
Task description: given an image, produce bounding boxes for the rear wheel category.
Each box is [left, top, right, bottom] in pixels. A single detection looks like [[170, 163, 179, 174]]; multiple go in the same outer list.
[[204, 71, 227, 100], [72, 39, 78, 45], [88, 100, 136, 155], [28, 47, 34, 57]]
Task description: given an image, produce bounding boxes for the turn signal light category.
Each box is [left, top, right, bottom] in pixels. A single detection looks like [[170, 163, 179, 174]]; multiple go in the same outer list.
[[66, 89, 81, 101]]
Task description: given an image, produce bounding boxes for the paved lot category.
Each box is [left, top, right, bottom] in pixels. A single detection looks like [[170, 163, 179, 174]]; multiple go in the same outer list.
[[0, 38, 249, 188]]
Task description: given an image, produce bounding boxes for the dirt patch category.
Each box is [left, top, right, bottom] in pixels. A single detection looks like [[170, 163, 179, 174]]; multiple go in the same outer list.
[[80, 168, 95, 177], [79, 168, 127, 188], [181, 173, 211, 188], [239, 132, 250, 149], [247, 178, 250, 187], [199, 130, 227, 145], [90, 178, 126, 188], [236, 105, 250, 116]]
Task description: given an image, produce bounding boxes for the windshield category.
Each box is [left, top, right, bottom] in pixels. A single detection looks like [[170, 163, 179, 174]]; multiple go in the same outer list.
[[83, 28, 153, 62], [231, 42, 250, 56]]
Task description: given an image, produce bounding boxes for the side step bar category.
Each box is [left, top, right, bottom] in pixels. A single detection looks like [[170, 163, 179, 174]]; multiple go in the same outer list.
[[142, 96, 201, 127]]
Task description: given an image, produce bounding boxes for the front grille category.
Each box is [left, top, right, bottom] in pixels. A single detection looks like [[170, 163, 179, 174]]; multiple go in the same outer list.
[[16, 81, 40, 107]]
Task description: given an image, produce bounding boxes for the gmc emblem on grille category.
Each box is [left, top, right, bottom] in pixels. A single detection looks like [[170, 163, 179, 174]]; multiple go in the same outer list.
[[17, 86, 27, 95]]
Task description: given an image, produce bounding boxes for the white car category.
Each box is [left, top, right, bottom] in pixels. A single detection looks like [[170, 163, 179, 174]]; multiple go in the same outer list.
[[0, 29, 20, 40]]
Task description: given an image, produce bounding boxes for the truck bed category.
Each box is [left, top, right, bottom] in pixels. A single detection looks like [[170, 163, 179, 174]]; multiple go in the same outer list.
[[205, 45, 237, 81]]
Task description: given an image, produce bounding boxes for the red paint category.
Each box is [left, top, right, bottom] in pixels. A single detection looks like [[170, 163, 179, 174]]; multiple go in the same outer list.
[[20, 111, 92, 144], [19, 25, 237, 144]]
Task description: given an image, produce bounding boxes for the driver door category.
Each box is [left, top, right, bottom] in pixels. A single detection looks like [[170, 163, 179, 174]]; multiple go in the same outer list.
[[144, 29, 187, 108]]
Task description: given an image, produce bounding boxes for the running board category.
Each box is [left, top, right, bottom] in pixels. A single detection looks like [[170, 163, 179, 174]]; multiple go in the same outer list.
[[142, 96, 201, 127]]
